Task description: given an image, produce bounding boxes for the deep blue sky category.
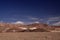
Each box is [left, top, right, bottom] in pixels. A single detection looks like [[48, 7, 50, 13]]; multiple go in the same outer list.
[[0, 0, 60, 23]]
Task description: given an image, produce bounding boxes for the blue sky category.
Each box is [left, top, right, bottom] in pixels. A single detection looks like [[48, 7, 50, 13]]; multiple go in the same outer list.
[[0, 0, 60, 24]]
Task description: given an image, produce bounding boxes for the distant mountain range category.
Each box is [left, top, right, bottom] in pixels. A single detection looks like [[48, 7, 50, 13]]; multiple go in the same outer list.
[[0, 22, 60, 32], [0, 22, 60, 28]]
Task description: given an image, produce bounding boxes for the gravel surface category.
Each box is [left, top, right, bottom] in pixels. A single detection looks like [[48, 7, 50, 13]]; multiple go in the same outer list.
[[0, 32, 60, 40]]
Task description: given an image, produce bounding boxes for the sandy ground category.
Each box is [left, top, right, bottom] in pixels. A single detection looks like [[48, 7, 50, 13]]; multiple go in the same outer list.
[[0, 32, 60, 40]]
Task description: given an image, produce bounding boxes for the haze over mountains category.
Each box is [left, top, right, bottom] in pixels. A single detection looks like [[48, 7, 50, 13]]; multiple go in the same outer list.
[[52, 22, 60, 26], [0, 16, 60, 26]]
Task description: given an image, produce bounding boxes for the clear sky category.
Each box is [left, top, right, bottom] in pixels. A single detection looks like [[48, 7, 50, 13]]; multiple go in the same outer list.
[[0, 0, 60, 24]]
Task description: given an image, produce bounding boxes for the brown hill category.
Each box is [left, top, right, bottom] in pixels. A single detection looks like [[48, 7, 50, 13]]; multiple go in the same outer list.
[[0, 22, 60, 32]]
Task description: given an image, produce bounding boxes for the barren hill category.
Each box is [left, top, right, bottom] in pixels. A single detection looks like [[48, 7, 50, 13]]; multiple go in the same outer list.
[[0, 22, 60, 32]]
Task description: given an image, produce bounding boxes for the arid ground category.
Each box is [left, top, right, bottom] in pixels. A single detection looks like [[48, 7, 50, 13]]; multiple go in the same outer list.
[[0, 32, 60, 40]]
